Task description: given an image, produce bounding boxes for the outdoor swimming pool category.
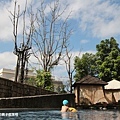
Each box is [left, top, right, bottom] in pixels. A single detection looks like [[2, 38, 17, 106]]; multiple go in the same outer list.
[[0, 109, 120, 120]]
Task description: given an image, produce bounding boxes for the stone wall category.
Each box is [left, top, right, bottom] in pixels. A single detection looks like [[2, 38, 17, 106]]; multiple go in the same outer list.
[[0, 93, 75, 108], [0, 77, 56, 98]]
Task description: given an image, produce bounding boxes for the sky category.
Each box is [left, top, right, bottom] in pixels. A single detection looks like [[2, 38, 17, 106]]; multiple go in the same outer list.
[[0, 0, 120, 82]]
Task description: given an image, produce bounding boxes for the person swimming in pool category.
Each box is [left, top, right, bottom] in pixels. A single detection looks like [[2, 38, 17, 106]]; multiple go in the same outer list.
[[61, 100, 70, 119], [61, 100, 70, 112], [61, 100, 79, 119]]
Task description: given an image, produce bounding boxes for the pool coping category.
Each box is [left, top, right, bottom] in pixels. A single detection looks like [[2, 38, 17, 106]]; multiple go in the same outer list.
[[0, 108, 60, 112]]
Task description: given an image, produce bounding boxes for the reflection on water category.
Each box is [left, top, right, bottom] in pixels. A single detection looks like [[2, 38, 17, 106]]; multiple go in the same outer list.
[[0, 109, 120, 120], [79, 110, 120, 120]]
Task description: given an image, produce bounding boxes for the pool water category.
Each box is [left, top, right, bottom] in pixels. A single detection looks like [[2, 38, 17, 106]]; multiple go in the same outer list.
[[0, 109, 120, 120]]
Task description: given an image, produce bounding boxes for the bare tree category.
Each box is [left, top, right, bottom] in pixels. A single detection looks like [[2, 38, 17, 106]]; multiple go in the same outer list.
[[9, 1, 35, 83], [32, 0, 72, 73], [64, 47, 75, 93]]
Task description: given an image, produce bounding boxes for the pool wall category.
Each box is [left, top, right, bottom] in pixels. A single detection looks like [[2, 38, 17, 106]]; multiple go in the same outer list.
[[0, 93, 75, 109]]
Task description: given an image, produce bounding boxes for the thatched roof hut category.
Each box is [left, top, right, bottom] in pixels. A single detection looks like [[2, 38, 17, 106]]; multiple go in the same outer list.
[[73, 75, 107, 86], [73, 75, 108, 105]]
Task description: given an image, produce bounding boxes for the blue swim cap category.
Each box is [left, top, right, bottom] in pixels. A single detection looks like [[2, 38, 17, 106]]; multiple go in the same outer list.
[[63, 100, 69, 105]]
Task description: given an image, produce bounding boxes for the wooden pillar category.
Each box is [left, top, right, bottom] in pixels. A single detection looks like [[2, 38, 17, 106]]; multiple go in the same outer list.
[[77, 85, 80, 105]]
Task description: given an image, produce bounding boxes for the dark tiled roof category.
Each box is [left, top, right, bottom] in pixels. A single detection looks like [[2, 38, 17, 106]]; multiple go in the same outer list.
[[73, 75, 107, 86]]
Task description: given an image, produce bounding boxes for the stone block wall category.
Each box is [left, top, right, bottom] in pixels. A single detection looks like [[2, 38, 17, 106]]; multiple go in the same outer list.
[[0, 77, 56, 98]]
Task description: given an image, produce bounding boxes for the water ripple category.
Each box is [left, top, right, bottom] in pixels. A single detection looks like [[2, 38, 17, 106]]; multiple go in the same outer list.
[[0, 109, 119, 120]]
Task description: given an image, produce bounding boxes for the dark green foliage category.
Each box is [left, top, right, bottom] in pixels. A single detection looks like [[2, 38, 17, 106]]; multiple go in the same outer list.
[[96, 37, 120, 82], [74, 53, 98, 81], [35, 70, 54, 91]]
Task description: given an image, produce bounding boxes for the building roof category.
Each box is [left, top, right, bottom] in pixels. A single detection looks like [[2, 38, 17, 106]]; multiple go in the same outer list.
[[105, 79, 120, 89], [73, 75, 107, 87]]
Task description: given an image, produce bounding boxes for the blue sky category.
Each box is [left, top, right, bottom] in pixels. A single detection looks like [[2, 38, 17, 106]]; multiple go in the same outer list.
[[0, 0, 120, 82]]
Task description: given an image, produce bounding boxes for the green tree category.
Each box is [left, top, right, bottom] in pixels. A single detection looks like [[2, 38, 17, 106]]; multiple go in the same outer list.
[[74, 53, 97, 81], [96, 37, 120, 82], [35, 70, 54, 91]]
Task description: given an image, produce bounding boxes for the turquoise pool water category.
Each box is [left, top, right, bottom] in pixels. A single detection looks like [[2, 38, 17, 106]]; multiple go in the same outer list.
[[0, 109, 120, 120]]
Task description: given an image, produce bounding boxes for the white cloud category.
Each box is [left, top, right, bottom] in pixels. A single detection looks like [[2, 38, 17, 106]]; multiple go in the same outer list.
[[0, 0, 33, 41], [0, 52, 17, 69], [0, 2, 13, 41], [1, 0, 119, 41], [80, 39, 89, 44], [59, 0, 120, 38]]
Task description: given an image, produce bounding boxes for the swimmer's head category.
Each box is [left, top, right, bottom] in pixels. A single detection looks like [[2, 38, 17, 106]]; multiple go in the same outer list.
[[62, 100, 69, 105]]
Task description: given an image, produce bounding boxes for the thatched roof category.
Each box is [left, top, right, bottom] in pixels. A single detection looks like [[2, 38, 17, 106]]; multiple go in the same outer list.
[[105, 79, 120, 89], [73, 75, 107, 87]]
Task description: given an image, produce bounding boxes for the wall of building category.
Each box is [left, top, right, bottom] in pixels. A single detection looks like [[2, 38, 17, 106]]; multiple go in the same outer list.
[[0, 68, 36, 81], [75, 85, 108, 105], [0, 77, 56, 98], [104, 90, 120, 103], [0, 93, 75, 108], [53, 80, 63, 93]]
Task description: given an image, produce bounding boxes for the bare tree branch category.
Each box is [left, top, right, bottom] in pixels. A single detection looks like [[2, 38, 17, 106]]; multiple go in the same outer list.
[[32, 0, 73, 73], [9, 0, 35, 83]]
